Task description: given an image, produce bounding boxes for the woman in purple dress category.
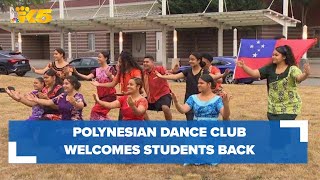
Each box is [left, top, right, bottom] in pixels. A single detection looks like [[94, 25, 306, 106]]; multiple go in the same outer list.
[[27, 76, 86, 120], [6, 77, 45, 120]]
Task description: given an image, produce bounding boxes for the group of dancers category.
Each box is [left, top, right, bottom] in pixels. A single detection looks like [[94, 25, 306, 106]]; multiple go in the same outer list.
[[5, 44, 311, 121]]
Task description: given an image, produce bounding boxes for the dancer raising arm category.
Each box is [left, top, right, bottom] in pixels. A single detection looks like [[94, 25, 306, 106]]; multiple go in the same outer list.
[[237, 45, 310, 120], [32, 48, 70, 78], [74, 51, 117, 120]]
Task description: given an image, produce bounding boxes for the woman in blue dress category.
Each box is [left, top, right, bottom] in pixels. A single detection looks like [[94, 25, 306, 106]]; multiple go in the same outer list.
[[172, 74, 231, 120]]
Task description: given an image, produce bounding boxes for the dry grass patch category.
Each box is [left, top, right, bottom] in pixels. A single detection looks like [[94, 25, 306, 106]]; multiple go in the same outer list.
[[0, 75, 319, 179]]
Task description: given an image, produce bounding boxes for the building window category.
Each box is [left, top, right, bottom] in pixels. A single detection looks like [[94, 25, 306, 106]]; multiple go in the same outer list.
[[88, 33, 95, 51], [314, 30, 320, 49]]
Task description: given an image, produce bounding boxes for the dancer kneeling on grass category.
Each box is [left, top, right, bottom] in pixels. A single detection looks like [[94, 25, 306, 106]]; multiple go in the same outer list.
[[6, 77, 45, 120], [172, 74, 231, 121], [6, 69, 64, 120], [27, 76, 86, 120], [93, 78, 148, 121]]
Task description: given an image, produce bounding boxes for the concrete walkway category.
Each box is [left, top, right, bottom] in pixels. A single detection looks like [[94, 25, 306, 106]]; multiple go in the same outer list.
[[308, 59, 320, 78]]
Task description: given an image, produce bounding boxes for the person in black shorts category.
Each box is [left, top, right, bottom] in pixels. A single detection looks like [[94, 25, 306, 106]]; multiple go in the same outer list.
[[143, 56, 172, 120]]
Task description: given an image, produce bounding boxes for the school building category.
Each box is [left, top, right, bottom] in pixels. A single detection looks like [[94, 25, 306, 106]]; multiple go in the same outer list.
[[0, 0, 319, 67]]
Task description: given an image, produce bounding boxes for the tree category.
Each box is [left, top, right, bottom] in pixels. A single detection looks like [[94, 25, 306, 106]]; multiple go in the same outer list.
[[157, 0, 266, 14], [0, 0, 48, 12], [292, 0, 315, 26], [224, 0, 266, 11]]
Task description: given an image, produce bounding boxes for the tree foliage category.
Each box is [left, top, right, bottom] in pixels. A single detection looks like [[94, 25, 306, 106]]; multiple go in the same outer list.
[[292, 0, 316, 25], [157, 0, 267, 14], [0, 0, 48, 12]]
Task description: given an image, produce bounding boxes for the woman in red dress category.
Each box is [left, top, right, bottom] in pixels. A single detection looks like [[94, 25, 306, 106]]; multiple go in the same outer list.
[[93, 78, 148, 121]]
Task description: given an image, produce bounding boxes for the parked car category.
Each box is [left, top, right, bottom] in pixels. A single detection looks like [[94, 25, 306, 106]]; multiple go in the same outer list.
[[69, 57, 99, 76], [211, 56, 258, 84], [0, 51, 31, 76], [69, 57, 117, 80], [175, 56, 258, 84]]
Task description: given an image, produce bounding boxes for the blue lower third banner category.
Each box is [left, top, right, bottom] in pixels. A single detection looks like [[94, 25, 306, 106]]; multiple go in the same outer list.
[[8, 121, 308, 164]]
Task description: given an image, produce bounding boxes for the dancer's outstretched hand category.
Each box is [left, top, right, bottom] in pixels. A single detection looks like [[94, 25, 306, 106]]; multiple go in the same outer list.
[[236, 60, 245, 68], [302, 63, 311, 76], [170, 92, 178, 103], [127, 96, 135, 107], [92, 93, 100, 103], [91, 79, 100, 86], [25, 93, 38, 102], [155, 70, 163, 78], [221, 91, 232, 104]]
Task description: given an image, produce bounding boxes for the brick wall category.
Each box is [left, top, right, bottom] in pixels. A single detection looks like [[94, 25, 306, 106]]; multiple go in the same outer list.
[[172, 27, 258, 65], [146, 31, 156, 58], [0, 34, 12, 50], [21, 35, 50, 59], [1, 26, 319, 60]]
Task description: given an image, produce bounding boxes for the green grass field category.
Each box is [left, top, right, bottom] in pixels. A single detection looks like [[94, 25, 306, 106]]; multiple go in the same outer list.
[[0, 75, 319, 179]]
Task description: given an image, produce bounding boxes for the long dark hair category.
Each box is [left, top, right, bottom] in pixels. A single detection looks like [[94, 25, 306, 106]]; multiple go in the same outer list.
[[119, 51, 142, 74], [200, 74, 216, 89], [119, 51, 143, 85], [201, 53, 213, 63], [100, 50, 110, 64], [65, 76, 81, 91], [44, 69, 63, 95], [54, 47, 66, 59], [190, 52, 206, 68], [275, 45, 296, 66]]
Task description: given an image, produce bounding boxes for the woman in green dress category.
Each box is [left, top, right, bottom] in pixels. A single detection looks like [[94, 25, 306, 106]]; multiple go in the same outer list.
[[237, 45, 310, 120]]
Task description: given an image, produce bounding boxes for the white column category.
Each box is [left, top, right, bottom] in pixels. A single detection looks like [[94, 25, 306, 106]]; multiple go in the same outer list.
[[162, 27, 167, 68], [162, 0, 167, 68], [9, 7, 14, 21], [219, 0, 224, 12], [233, 28, 238, 57], [18, 32, 22, 53], [11, 29, 15, 51], [218, 0, 224, 56], [119, 31, 123, 53], [109, 0, 114, 17], [282, 0, 288, 38], [59, 0, 64, 19], [109, 0, 115, 62], [68, 32, 72, 60], [162, 0, 167, 15], [173, 29, 177, 59], [110, 29, 115, 62], [302, 25, 308, 59], [218, 26, 223, 56], [60, 28, 65, 49]]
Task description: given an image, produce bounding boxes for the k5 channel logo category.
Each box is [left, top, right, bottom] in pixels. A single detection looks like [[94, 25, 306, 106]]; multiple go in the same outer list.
[[10, 6, 52, 23]]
